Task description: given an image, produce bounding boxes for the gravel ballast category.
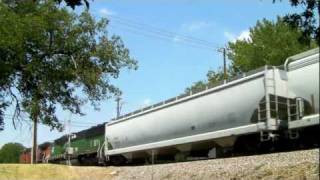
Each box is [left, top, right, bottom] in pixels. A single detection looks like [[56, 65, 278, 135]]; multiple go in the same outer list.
[[109, 149, 319, 180], [0, 149, 318, 180]]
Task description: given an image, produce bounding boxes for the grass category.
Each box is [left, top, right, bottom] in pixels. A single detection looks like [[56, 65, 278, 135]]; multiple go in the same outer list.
[[0, 164, 113, 180]]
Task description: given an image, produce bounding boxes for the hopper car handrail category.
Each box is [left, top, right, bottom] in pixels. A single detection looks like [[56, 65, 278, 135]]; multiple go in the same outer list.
[[284, 48, 319, 71]]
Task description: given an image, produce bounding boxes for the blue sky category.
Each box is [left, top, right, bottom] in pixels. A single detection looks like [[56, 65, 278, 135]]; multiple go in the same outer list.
[[0, 0, 302, 148]]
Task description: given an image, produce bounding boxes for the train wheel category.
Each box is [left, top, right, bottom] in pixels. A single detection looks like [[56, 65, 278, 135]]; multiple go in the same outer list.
[[233, 135, 259, 155], [110, 155, 127, 165], [174, 152, 188, 162]]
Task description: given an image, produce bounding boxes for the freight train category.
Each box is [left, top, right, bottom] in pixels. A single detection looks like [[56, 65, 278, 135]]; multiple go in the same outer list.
[[20, 48, 319, 165], [20, 142, 51, 163]]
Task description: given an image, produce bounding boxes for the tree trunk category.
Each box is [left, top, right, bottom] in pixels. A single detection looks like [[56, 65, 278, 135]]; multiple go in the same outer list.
[[31, 117, 37, 164]]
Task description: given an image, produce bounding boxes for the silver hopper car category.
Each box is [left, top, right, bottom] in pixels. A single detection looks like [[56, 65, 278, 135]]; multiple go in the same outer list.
[[103, 48, 319, 164]]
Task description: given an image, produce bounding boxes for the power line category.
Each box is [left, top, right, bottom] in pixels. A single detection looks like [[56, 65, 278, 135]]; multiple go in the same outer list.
[[108, 15, 219, 48], [108, 15, 219, 47], [109, 24, 217, 51], [3, 113, 98, 123], [110, 15, 214, 45], [3, 114, 100, 129], [109, 23, 217, 50], [107, 15, 220, 51], [111, 16, 230, 69]]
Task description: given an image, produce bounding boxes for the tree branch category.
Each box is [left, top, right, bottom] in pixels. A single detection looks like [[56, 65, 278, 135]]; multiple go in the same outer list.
[[8, 88, 21, 129]]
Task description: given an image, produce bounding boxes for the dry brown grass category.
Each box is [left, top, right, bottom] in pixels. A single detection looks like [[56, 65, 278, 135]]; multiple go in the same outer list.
[[0, 164, 113, 180]]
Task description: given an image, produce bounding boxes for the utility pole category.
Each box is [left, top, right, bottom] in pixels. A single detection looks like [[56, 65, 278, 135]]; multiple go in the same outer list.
[[31, 118, 37, 164], [218, 47, 227, 83], [67, 114, 72, 166], [116, 96, 121, 119], [223, 47, 227, 81], [67, 120, 71, 165]]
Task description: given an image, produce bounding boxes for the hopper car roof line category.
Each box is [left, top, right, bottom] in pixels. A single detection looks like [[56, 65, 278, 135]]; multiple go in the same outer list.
[[287, 53, 319, 71], [284, 48, 319, 71]]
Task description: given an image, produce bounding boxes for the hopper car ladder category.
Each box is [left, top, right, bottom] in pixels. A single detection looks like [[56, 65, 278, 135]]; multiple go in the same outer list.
[[258, 66, 279, 142], [286, 97, 304, 139], [257, 66, 304, 141], [258, 67, 304, 141]]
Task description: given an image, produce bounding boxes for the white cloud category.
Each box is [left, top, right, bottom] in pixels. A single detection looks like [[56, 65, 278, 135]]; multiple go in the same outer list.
[[99, 8, 116, 16], [224, 31, 236, 42], [224, 30, 251, 42], [142, 98, 152, 107], [181, 21, 212, 32], [237, 30, 250, 41]]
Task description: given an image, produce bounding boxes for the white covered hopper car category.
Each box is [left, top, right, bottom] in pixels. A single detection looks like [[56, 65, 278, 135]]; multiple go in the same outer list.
[[103, 48, 319, 163]]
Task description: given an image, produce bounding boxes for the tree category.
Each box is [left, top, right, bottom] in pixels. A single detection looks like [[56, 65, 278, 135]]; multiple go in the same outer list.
[[185, 17, 317, 92], [227, 18, 317, 73], [185, 81, 207, 94], [0, 143, 25, 163], [0, 0, 137, 131], [274, 0, 320, 44], [207, 68, 228, 85], [185, 67, 233, 94], [56, 0, 90, 8], [2, 0, 90, 9]]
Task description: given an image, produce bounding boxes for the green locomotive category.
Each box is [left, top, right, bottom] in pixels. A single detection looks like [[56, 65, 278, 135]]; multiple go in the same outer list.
[[49, 124, 105, 165]]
